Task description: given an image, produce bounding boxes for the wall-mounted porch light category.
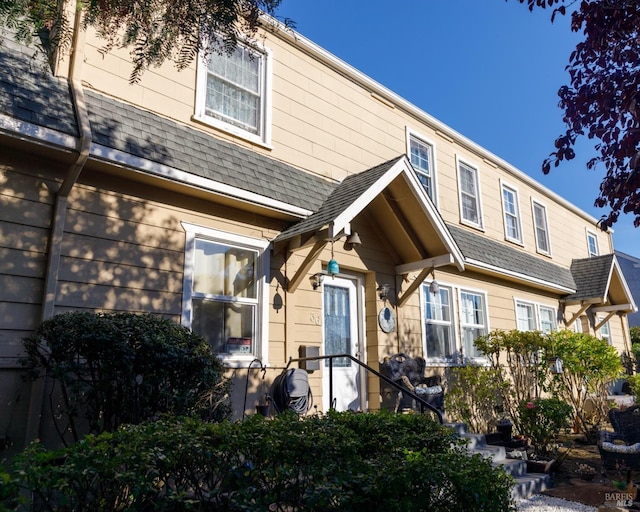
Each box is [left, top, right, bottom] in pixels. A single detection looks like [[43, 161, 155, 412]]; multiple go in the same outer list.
[[429, 267, 440, 295], [377, 284, 390, 301], [310, 273, 325, 290]]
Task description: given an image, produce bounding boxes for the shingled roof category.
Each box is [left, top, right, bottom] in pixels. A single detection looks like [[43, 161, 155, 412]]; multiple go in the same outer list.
[[0, 36, 77, 137], [447, 224, 577, 291], [563, 254, 615, 302], [0, 38, 335, 214]]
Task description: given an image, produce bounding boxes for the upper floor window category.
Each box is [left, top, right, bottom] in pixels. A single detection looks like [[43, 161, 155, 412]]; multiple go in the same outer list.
[[407, 130, 437, 203], [501, 183, 522, 243], [181, 223, 269, 366], [459, 290, 488, 359], [532, 200, 551, 255], [586, 230, 599, 257], [195, 41, 272, 146], [457, 159, 483, 228]]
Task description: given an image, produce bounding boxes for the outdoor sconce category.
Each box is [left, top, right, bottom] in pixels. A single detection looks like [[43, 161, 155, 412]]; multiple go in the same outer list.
[[429, 267, 440, 295], [310, 273, 325, 290], [377, 284, 390, 301], [344, 231, 362, 251]]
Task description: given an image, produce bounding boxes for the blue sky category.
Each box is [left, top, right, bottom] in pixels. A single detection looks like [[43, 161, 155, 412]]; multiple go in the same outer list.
[[276, 0, 638, 257]]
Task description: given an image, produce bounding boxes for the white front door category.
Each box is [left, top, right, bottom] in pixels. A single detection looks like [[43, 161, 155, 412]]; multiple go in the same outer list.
[[322, 276, 363, 411]]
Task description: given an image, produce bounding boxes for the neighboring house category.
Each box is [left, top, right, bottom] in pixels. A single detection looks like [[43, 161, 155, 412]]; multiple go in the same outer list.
[[617, 251, 640, 327], [0, 16, 636, 454]]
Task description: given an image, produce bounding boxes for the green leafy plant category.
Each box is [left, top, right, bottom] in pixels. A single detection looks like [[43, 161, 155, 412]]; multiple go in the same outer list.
[[11, 412, 515, 512], [517, 397, 572, 456], [445, 365, 510, 434], [547, 330, 623, 438], [22, 312, 230, 445], [473, 329, 550, 433]]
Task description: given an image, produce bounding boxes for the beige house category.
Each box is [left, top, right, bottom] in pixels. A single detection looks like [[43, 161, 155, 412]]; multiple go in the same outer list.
[[0, 14, 636, 453]]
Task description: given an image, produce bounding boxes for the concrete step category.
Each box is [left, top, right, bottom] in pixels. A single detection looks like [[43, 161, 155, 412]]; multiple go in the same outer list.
[[450, 421, 553, 501]]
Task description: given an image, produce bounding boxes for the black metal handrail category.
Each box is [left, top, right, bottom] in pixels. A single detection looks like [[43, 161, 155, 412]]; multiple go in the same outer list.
[[286, 353, 443, 424]]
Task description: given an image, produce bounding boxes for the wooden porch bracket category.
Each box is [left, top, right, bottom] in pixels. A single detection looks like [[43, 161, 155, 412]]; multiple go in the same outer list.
[[397, 267, 432, 308], [594, 311, 616, 332], [565, 303, 590, 328], [285, 239, 328, 293]]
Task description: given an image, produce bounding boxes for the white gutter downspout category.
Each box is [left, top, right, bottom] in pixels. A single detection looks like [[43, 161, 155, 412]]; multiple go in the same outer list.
[[26, 1, 92, 445]]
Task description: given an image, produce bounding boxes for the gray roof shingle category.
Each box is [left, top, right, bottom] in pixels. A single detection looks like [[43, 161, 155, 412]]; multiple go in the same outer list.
[[84, 90, 336, 213], [0, 37, 78, 136], [563, 254, 615, 302], [447, 224, 577, 290]]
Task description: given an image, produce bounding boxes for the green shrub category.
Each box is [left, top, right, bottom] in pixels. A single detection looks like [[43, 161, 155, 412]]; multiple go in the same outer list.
[[11, 412, 515, 512], [22, 312, 230, 445], [517, 397, 572, 456], [445, 365, 510, 434], [547, 330, 622, 437]]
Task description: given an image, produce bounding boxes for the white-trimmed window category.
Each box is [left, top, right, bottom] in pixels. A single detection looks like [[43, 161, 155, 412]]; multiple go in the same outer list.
[[532, 200, 551, 255], [501, 183, 522, 243], [181, 223, 269, 365], [423, 282, 489, 362], [515, 300, 557, 333], [516, 301, 537, 331], [407, 130, 437, 203], [600, 318, 612, 344], [457, 159, 483, 228], [459, 290, 488, 359], [539, 306, 557, 334], [195, 41, 272, 146], [587, 230, 599, 257], [424, 285, 455, 359]]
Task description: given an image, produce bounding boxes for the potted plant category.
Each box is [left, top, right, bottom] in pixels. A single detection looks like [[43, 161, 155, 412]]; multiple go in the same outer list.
[[576, 463, 596, 481]]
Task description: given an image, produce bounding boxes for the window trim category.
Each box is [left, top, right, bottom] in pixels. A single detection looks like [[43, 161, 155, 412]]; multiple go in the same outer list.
[[194, 41, 273, 148], [456, 156, 484, 230], [531, 199, 552, 256], [538, 305, 558, 334], [406, 127, 438, 206], [458, 287, 489, 362], [181, 222, 270, 367], [421, 280, 490, 364], [586, 229, 600, 258], [514, 298, 558, 333], [500, 180, 523, 245], [599, 316, 612, 344]]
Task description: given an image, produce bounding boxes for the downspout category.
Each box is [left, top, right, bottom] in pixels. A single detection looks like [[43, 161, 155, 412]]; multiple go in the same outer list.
[[25, 1, 92, 445]]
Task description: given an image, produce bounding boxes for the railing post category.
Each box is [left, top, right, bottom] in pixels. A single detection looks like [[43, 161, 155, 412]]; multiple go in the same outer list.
[[329, 356, 334, 409]]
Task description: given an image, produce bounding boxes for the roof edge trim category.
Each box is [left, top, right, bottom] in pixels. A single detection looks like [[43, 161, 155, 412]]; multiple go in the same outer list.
[[465, 258, 576, 294], [0, 113, 77, 151], [90, 143, 314, 218]]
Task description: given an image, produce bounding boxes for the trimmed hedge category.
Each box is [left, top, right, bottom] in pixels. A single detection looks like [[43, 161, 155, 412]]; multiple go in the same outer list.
[[6, 411, 514, 511]]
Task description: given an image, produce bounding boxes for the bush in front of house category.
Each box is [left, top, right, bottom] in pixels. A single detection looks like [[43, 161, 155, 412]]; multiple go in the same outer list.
[[22, 312, 231, 445], [8, 411, 515, 512]]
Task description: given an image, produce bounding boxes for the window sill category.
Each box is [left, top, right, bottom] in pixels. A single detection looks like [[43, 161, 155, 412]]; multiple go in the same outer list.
[[192, 114, 273, 150]]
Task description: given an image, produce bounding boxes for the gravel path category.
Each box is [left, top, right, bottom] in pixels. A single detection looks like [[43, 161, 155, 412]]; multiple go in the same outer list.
[[516, 494, 597, 511]]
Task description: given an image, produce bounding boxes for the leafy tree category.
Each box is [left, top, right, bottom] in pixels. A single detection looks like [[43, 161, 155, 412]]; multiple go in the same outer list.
[[510, 0, 640, 228], [0, 0, 287, 82]]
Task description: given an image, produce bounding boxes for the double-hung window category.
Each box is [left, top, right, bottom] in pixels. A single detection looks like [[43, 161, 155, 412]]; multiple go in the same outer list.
[[538, 306, 557, 334], [532, 200, 551, 255], [423, 283, 489, 362], [424, 285, 454, 359], [407, 131, 437, 203], [586, 230, 599, 257], [459, 290, 488, 359], [181, 223, 269, 365], [196, 41, 271, 145], [515, 301, 537, 331], [515, 300, 557, 333], [457, 159, 483, 228], [501, 183, 522, 243], [599, 317, 612, 344]]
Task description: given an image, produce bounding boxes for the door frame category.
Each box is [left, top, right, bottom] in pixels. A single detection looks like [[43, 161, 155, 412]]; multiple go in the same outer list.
[[321, 273, 366, 411]]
